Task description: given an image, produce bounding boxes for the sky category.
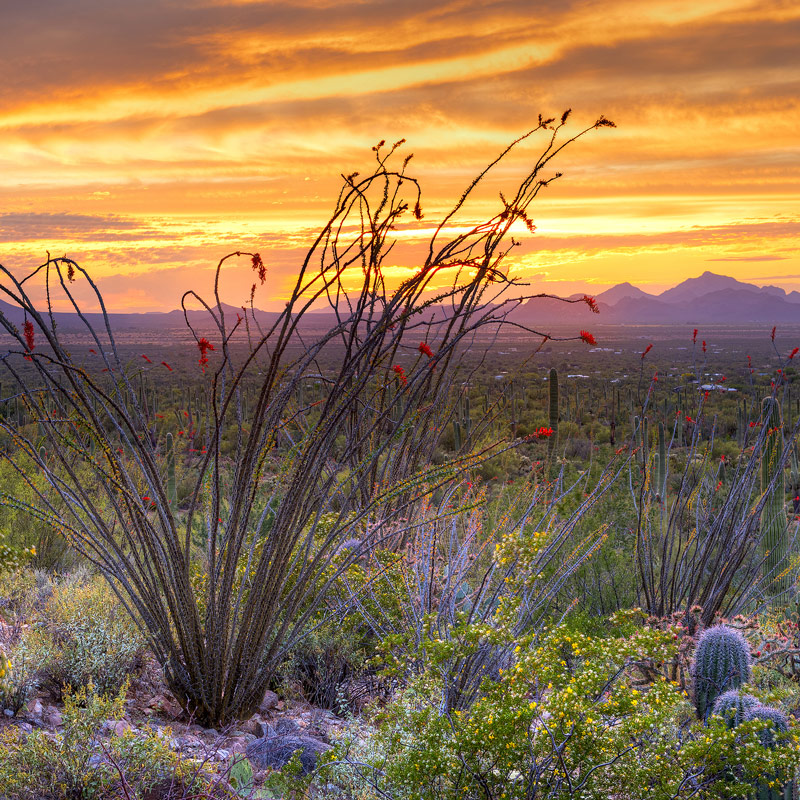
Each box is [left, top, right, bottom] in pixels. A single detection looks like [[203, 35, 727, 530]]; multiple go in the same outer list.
[[1, 0, 799, 311]]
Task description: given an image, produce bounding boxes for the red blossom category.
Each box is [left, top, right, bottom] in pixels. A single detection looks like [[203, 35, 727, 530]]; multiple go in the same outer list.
[[536, 426, 553, 438], [251, 253, 266, 284], [579, 330, 597, 345], [692, 328, 698, 344], [790, 347, 799, 360], [418, 342, 434, 358], [66, 262, 75, 282], [23, 320, 35, 353], [197, 337, 215, 368], [641, 343, 653, 359], [702, 340, 707, 354], [582, 295, 600, 314], [161, 361, 173, 371], [141, 354, 152, 363], [89, 348, 97, 354], [392, 364, 408, 386], [771, 326, 777, 342], [686, 415, 694, 423]]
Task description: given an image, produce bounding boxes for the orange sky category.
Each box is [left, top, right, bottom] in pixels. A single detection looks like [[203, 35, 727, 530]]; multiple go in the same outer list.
[[1, 0, 799, 311]]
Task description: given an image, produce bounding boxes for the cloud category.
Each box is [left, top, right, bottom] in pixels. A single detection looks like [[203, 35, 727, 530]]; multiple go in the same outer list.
[[2, 0, 799, 309], [707, 255, 789, 261]]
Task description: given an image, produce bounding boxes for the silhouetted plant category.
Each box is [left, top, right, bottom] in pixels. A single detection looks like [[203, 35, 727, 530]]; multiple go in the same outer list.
[[0, 115, 613, 726]]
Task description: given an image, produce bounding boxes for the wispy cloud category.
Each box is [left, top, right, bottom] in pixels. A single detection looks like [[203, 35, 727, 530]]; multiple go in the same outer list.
[[1, 0, 798, 309]]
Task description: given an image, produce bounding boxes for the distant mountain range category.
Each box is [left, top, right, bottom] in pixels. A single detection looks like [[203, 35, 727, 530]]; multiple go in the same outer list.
[[1, 271, 798, 336], [510, 271, 800, 326]]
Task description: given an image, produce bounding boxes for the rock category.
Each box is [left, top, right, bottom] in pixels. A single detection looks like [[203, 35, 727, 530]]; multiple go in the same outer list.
[[146, 693, 183, 719], [111, 720, 132, 737], [3, 708, 13, 717], [238, 717, 265, 737], [259, 690, 279, 713], [42, 707, 62, 728], [246, 732, 331, 774], [26, 699, 43, 717], [274, 718, 301, 735]]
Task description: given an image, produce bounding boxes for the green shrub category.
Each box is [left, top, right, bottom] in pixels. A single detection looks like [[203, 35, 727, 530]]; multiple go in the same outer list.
[[320, 610, 800, 800], [0, 683, 194, 800], [26, 574, 146, 698]]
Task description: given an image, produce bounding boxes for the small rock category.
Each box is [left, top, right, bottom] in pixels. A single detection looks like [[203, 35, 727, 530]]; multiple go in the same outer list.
[[238, 717, 265, 737], [42, 707, 63, 728], [3, 708, 13, 718], [111, 720, 132, 737], [246, 733, 331, 774], [259, 690, 279, 713], [26, 699, 43, 717]]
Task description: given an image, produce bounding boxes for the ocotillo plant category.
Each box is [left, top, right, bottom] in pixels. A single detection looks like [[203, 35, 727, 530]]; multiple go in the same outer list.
[[692, 624, 751, 720], [0, 115, 613, 727], [761, 396, 790, 599]]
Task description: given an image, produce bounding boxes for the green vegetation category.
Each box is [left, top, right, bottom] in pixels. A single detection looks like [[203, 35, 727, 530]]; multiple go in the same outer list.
[[0, 120, 799, 795]]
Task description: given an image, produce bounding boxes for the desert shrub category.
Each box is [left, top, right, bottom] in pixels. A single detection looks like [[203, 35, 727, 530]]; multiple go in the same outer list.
[[278, 621, 370, 711], [25, 574, 146, 699], [0, 683, 196, 800], [321, 611, 800, 800]]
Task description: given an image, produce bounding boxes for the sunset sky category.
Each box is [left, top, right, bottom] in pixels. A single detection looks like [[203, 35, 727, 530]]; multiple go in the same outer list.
[[2, 0, 799, 311]]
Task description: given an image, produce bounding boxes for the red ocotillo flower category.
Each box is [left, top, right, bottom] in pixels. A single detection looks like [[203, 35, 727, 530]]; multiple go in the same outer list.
[[23, 320, 35, 354], [197, 337, 214, 367], [536, 426, 553, 438], [66, 262, 75, 282], [641, 343, 653, 359], [580, 330, 597, 345], [789, 347, 799, 360], [692, 328, 698, 344], [702, 340, 707, 354], [771, 326, 777, 342], [392, 364, 408, 386], [251, 253, 266, 284], [583, 295, 599, 314], [418, 342, 434, 358], [161, 361, 173, 371], [141, 354, 152, 363]]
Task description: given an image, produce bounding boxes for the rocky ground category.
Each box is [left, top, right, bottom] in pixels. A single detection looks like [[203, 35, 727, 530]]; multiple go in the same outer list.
[[0, 656, 349, 793]]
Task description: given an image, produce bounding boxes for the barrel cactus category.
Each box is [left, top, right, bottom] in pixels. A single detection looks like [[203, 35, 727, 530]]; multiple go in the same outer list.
[[712, 689, 760, 728], [745, 705, 789, 748], [692, 624, 751, 719]]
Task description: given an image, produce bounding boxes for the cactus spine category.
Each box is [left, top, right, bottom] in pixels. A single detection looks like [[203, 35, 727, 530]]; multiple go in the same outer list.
[[692, 624, 751, 720]]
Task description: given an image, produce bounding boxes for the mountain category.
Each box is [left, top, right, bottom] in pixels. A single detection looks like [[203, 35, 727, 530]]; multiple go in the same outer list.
[[594, 282, 655, 305], [1, 271, 798, 336], [510, 271, 800, 327], [657, 271, 750, 304]]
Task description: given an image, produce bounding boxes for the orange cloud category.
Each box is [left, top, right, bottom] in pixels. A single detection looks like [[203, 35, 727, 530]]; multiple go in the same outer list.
[[0, 0, 798, 310]]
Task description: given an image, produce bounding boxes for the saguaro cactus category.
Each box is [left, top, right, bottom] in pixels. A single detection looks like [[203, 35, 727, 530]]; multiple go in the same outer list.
[[761, 397, 789, 599], [166, 432, 177, 509], [547, 368, 559, 457]]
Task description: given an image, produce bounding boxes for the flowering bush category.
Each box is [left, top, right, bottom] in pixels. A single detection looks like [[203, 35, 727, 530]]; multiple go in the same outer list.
[[324, 609, 800, 800], [24, 575, 146, 698], [0, 683, 198, 800]]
